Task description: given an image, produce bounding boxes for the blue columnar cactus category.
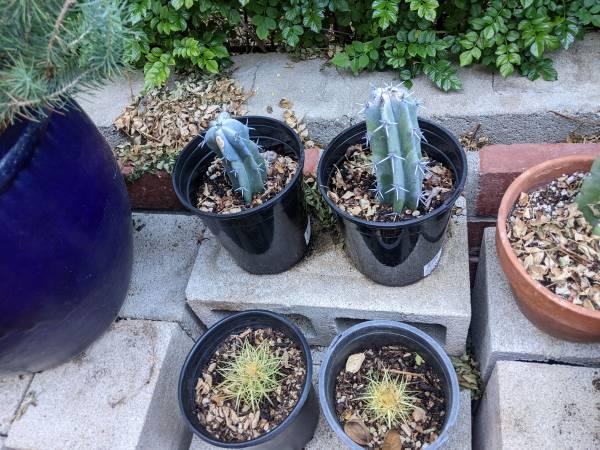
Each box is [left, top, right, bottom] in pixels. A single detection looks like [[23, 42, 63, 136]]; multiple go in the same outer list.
[[204, 112, 267, 203], [577, 155, 600, 236], [364, 86, 426, 213]]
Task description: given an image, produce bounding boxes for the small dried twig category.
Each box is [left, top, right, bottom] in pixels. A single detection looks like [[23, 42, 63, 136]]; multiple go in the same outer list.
[[387, 369, 428, 381], [549, 110, 600, 126]]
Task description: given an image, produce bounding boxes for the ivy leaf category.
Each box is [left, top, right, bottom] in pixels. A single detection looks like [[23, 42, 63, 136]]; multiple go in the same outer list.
[[171, 0, 184, 10], [204, 59, 219, 74], [331, 52, 351, 68], [372, 0, 399, 30], [423, 60, 462, 91], [530, 37, 544, 58], [459, 50, 473, 66], [499, 62, 514, 77], [520, 58, 558, 81], [358, 54, 370, 69]]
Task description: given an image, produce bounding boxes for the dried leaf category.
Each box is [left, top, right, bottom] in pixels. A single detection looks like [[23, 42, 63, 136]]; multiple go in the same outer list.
[[345, 353, 365, 373], [344, 417, 370, 446], [382, 430, 402, 450]]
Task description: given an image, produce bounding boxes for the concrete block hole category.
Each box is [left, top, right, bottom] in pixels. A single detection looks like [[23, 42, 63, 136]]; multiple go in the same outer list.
[[334, 318, 447, 347]]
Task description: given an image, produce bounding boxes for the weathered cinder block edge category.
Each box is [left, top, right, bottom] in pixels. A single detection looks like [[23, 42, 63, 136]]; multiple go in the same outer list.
[[472, 228, 600, 382], [4, 320, 194, 450], [474, 361, 600, 450], [187, 208, 470, 356], [119, 213, 206, 338]]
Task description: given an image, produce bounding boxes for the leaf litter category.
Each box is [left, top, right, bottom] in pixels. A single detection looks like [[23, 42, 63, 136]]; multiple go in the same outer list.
[[112, 75, 248, 180], [507, 172, 599, 310]]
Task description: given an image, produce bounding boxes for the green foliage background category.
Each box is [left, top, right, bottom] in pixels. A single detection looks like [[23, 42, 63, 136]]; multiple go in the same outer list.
[[128, 0, 600, 91]]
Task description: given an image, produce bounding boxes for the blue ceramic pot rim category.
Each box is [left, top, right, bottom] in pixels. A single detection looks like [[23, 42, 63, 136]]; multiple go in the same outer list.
[[173, 115, 304, 221], [178, 310, 313, 448], [318, 320, 460, 450], [317, 119, 467, 229], [0, 114, 49, 192]]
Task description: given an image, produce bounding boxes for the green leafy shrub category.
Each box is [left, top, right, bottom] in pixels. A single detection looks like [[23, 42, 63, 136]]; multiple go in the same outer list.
[[127, 0, 600, 91]]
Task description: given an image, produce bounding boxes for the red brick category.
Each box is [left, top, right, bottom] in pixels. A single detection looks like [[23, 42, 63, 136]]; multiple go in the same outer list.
[[303, 146, 323, 177], [467, 217, 497, 256], [477, 143, 600, 216], [124, 170, 184, 210]]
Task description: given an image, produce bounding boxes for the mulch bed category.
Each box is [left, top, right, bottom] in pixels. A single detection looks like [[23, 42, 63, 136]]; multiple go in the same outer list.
[[507, 172, 600, 310], [196, 150, 298, 214], [327, 144, 454, 223], [195, 327, 306, 443], [335, 345, 446, 449]]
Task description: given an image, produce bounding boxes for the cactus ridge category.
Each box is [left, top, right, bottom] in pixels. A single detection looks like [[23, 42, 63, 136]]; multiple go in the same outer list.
[[363, 85, 426, 213], [576, 155, 600, 236], [204, 112, 267, 203]]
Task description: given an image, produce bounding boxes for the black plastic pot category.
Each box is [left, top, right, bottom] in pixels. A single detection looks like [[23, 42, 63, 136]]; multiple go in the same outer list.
[[178, 310, 319, 450], [173, 117, 308, 274], [318, 320, 460, 450], [317, 119, 467, 286]]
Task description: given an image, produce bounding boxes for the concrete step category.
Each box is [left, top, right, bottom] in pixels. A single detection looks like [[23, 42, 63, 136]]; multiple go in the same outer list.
[[80, 34, 600, 146], [474, 361, 600, 449], [3, 319, 193, 450], [186, 205, 470, 356], [119, 212, 205, 337], [189, 353, 472, 450], [472, 228, 600, 382]]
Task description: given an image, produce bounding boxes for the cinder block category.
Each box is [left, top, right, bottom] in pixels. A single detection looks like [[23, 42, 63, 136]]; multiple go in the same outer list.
[[4, 320, 193, 450], [474, 361, 600, 449], [0, 373, 31, 435], [186, 208, 470, 356], [472, 228, 600, 382], [190, 348, 472, 450], [119, 213, 205, 337]]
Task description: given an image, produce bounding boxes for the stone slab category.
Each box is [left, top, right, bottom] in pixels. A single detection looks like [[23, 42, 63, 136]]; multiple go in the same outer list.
[[4, 319, 193, 450], [119, 213, 205, 337], [477, 143, 600, 216], [232, 33, 600, 145], [79, 35, 600, 147], [0, 374, 32, 435], [474, 361, 600, 449], [190, 349, 472, 450], [76, 72, 144, 128], [472, 228, 600, 382], [187, 206, 470, 356]]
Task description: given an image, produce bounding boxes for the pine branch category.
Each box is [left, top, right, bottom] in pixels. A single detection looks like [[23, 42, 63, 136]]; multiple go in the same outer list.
[[46, 0, 77, 69]]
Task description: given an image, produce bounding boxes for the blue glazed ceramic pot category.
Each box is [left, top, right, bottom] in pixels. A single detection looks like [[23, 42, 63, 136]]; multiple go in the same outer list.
[[0, 102, 133, 372]]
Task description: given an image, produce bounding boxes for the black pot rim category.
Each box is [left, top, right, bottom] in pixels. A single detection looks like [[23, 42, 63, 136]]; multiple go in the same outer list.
[[173, 115, 304, 221], [317, 119, 467, 229], [177, 309, 314, 448], [318, 320, 460, 450]]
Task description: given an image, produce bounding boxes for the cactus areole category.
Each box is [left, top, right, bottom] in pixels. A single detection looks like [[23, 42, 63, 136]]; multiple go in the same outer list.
[[365, 85, 428, 214], [204, 112, 267, 204]]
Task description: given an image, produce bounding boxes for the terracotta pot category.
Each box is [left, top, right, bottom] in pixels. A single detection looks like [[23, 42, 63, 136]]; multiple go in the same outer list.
[[496, 154, 600, 342]]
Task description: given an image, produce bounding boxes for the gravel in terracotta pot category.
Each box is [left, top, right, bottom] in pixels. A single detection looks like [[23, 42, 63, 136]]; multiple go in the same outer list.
[[496, 154, 600, 341]]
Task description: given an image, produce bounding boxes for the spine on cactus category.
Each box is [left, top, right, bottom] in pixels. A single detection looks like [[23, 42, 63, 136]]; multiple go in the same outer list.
[[204, 112, 267, 203], [576, 155, 600, 236], [364, 85, 425, 213]]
